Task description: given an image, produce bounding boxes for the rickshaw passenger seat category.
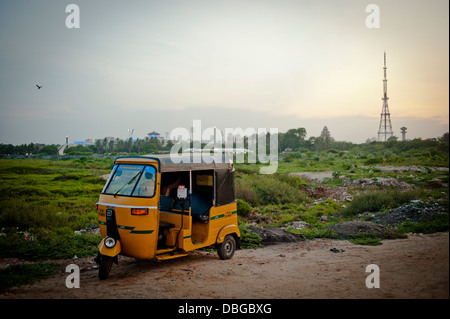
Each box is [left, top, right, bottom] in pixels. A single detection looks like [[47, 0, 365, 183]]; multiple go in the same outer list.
[[159, 195, 190, 212], [159, 195, 172, 211], [172, 198, 190, 211], [159, 220, 175, 229], [191, 192, 212, 222]]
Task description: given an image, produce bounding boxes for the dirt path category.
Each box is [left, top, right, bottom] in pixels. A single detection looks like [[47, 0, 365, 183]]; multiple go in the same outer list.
[[1, 232, 448, 299]]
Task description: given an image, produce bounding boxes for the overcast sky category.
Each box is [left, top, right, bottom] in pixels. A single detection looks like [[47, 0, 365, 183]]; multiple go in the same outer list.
[[0, 0, 448, 145]]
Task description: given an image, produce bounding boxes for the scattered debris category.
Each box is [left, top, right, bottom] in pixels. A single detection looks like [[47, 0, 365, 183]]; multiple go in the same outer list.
[[247, 226, 304, 244], [345, 177, 412, 189], [289, 172, 333, 182], [305, 186, 353, 202], [364, 200, 448, 227], [21, 231, 34, 242], [180, 268, 192, 272], [287, 221, 311, 230], [74, 226, 100, 235], [325, 221, 398, 239], [362, 165, 449, 173], [246, 211, 274, 225]]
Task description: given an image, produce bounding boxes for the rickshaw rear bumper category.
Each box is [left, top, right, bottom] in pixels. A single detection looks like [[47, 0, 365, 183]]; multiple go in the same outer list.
[[98, 237, 122, 257]]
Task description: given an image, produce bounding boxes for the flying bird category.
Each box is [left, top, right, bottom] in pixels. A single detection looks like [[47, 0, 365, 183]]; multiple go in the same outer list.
[[36, 85, 43, 90]]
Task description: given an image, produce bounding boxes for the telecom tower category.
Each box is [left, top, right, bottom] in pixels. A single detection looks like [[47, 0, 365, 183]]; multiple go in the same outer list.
[[377, 52, 393, 141]]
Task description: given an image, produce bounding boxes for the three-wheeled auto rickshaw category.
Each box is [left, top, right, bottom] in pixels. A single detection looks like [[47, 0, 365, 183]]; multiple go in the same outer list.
[[95, 154, 240, 279]]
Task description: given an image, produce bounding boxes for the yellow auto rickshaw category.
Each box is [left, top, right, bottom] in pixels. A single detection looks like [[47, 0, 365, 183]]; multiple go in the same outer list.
[[95, 154, 240, 279]]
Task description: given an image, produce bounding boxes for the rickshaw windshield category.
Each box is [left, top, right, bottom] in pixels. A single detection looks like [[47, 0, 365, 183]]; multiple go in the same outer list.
[[104, 164, 156, 198]]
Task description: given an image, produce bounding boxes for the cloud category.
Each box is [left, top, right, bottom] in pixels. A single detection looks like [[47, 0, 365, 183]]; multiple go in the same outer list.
[[0, 0, 448, 145], [0, 104, 78, 120]]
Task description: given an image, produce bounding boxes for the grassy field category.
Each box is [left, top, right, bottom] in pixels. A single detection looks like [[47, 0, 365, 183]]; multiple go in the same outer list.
[[0, 157, 112, 260], [234, 143, 449, 244], [0, 145, 448, 288]]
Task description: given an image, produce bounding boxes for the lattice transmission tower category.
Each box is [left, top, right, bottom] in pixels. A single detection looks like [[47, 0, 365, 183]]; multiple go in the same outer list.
[[377, 51, 394, 141]]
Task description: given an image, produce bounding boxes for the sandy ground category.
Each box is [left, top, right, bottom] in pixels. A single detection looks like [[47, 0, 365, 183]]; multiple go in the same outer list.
[[1, 232, 448, 299]]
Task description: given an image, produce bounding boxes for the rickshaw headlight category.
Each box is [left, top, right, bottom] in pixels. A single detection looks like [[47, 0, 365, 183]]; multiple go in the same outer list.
[[104, 236, 116, 248]]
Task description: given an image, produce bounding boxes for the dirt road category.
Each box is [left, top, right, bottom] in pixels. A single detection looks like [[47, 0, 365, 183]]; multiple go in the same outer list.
[[1, 232, 448, 299]]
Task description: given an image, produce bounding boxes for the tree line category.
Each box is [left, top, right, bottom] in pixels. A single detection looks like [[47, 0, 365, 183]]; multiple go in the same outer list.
[[0, 143, 59, 156], [1, 130, 448, 156]]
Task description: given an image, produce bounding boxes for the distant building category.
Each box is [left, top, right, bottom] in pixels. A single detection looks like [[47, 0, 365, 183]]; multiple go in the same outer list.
[[147, 131, 166, 144], [148, 131, 160, 139], [84, 139, 95, 145], [320, 126, 331, 140], [400, 127, 407, 142]]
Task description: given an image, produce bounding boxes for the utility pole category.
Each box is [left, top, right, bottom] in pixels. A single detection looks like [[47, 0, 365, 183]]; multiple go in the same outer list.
[[128, 129, 134, 153]]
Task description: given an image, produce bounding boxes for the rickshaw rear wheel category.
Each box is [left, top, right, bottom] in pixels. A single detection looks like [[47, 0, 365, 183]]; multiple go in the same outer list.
[[217, 235, 236, 260], [98, 255, 113, 280]]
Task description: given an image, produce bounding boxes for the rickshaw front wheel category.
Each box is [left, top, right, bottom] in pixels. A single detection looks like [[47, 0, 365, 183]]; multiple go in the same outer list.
[[98, 255, 113, 280], [217, 235, 236, 260]]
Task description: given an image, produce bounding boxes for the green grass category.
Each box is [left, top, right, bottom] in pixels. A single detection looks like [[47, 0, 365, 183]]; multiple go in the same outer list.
[[346, 233, 382, 246], [302, 200, 342, 223], [0, 158, 110, 262], [1, 138, 448, 289], [236, 199, 252, 217], [337, 189, 423, 218], [235, 147, 448, 242], [0, 158, 108, 232], [238, 223, 264, 249], [255, 204, 305, 227], [0, 154, 448, 266], [235, 172, 310, 206], [0, 262, 59, 291], [397, 213, 449, 234], [287, 226, 338, 240], [0, 231, 102, 260]]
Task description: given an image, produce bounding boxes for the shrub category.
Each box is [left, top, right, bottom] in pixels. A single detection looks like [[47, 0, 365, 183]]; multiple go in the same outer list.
[[235, 183, 258, 205], [397, 213, 449, 234], [238, 224, 263, 249], [235, 173, 310, 206], [364, 157, 383, 165], [338, 189, 422, 218], [302, 199, 342, 223], [52, 174, 81, 181], [332, 171, 341, 179], [237, 199, 252, 217]]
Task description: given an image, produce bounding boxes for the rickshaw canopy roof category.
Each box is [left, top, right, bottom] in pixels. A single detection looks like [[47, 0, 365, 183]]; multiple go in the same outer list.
[[115, 153, 234, 173]]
